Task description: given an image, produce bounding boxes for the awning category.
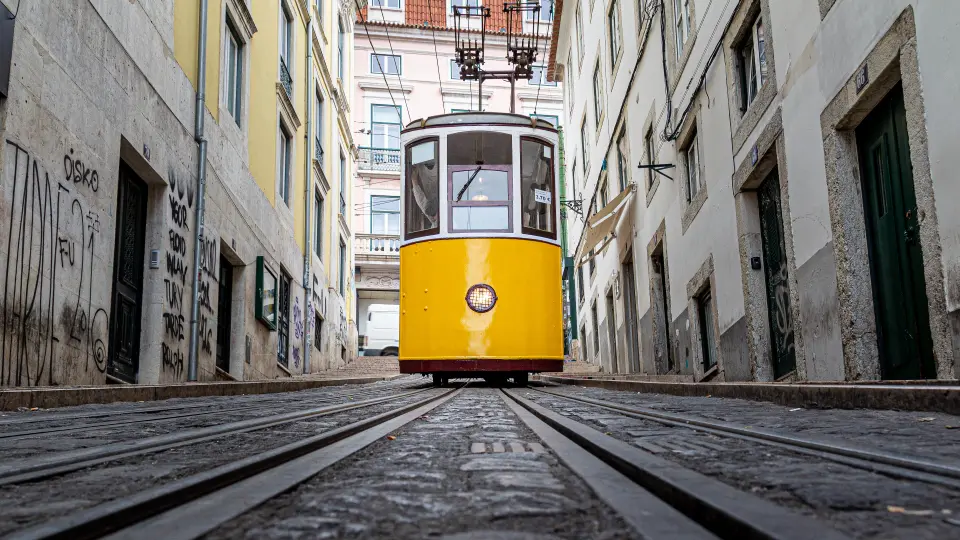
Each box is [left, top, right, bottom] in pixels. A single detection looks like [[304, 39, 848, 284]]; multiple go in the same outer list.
[[574, 183, 636, 268]]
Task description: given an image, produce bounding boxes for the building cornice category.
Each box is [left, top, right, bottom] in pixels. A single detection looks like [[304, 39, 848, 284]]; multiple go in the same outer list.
[[276, 83, 303, 131], [358, 80, 414, 94]]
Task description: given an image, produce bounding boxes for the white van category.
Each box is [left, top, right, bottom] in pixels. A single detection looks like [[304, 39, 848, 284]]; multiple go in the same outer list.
[[364, 304, 399, 356]]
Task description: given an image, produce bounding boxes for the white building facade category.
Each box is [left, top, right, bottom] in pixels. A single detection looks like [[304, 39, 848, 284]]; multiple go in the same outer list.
[[352, 1, 563, 354], [554, 0, 960, 381]]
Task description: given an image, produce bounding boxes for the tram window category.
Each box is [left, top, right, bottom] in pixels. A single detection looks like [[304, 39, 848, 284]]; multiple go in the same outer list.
[[404, 138, 440, 238], [448, 132, 512, 166], [452, 206, 511, 231], [520, 138, 556, 238], [452, 169, 509, 201]]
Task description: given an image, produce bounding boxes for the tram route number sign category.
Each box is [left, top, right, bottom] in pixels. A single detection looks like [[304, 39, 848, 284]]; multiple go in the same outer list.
[[535, 189, 552, 204]]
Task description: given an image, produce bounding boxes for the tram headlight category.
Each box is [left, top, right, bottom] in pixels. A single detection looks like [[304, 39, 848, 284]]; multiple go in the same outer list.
[[465, 284, 497, 313]]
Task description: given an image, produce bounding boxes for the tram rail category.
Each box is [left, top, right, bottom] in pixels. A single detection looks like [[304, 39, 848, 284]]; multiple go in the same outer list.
[[8, 385, 464, 540], [0, 386, 434, 486], [526, 386, 960, 490]]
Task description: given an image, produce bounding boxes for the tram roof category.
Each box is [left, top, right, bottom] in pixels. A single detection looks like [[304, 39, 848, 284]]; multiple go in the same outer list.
[[402, 112, 556, 132]]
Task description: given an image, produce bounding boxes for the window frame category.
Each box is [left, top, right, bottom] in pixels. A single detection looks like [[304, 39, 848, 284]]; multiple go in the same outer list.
[[315, 87, 325, 164], [339, 150, 347, 215], [337, 19, 345, 80], [403, 136, 441, 240], [370, 0, 402, 9], [370, 104, 403, 150], [370, 194, 401, 236], [591, 301, 601, 355], [616, 126, 628, 191], [683, 130, 701, 202], [370, 53, 402, 76], [450, 59, 461, 80], [255, 256, 278, 329], [314, 189, 324, 259], [592, 63, 603, 127], [580, 117, 589, 173], [674, 0, 691, 59], [576, 2, 585, 64], [338, 238, 347, 296], [279, 121, 293, 206], [448, 164, 514, 234], [277, 272, 291, 367], [644, 126, 655, 188], [528, 65, 557, 86], [736, 14, 767, 112], [225, 18, 244, 125], [698, 288, 718, 372], [608, 0, 622, 68], [520, 136, 558, 240]]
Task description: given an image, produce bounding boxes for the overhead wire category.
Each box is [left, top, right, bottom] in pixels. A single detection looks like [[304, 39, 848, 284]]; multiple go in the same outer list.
[[355, 0, 405, 124], [373, 2, 415, 123], [426, 5, 450, 112]]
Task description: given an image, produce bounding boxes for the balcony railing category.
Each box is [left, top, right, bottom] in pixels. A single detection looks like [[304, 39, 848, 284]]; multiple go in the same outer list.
[[279, 57, 293, 100], [315, 138, 324, 164], [358, 147, 401, 172], [355, 233, 400, 256]]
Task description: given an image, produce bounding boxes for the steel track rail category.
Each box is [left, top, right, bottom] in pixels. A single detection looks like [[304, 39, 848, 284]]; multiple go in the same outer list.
[[530, 386, 960, 489], [0, 387, 434, 486], [0, 383, 429, 440], [502, 388, 851, 540], [10, 385, 464, 540], [0, 384, 429, 430]]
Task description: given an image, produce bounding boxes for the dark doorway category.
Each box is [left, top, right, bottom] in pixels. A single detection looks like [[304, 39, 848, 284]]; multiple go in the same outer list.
[[758, 168, 796, 379], [622, 255, 641, 372], [107, 164, 148, 383], [651, 247, 672, 373], [277, 273, 291, 367], [216, 256, 233, 373], [856, 84, 934, 380], [605, 290, 618, 373]]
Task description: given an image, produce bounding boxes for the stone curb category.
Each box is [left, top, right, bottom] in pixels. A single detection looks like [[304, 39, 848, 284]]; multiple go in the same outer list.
[[537, 375, 960, 414], [0, 375, 405, 411]]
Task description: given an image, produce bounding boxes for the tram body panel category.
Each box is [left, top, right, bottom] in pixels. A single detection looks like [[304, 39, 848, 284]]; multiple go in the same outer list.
[[397, 113, 564, 376], [399, 238, 562, 372]]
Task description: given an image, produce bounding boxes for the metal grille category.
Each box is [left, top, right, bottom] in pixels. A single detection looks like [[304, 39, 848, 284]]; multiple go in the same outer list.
[[279, 57, 293, 100], [119, 183, 140, 286]]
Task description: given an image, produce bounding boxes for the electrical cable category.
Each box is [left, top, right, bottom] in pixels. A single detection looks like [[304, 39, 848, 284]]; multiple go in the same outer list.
[[373, 2, 415, 123], [355, 0, 405, 122], [428, 18, 450, 112]]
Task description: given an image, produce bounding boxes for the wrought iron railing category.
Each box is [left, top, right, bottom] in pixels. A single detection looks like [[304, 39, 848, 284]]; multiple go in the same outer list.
[[357, 147, 401, 172], [355, 233, 400, 256], [279, 57, 293, 99], [314, 138, 324, 164]]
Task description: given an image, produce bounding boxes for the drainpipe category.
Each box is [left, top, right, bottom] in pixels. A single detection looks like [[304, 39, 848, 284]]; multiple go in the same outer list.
[[187, 0, 210, 382], [303, 9, 314, 375]]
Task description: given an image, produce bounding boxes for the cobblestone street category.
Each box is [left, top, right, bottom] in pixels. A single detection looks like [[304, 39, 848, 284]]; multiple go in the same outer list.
[[2, 377, 959, 539]]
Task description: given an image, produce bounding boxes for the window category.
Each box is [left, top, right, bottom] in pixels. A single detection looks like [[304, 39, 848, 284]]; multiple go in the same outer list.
[[371, 104, 402, 150], [280, 5, 293, 66], [314, 190, 324, 258], [530, 114, 559, 126], [338, 239, 346, 296], [576, 3, 584, 61], [599, 179, 609, 207], [527, 0, 554, 21], [371, 195, 401, 237], [404, 138, 440, 238], [452, 108, 471, 113], [684, 131, 701, 201], [698, 288, 717, 371], [566, 53, 574, 113], [592, 64, 603, 126], [450, 59, 461, 79], [736, 15, 767, 111], [577, 265, 585, 303], [528, 65, 557, 86], [339, 151, 347, 215], [315, 90, 325, 164], [674, 0, 691, 59], [451, 0, 481, 12], [591, 302, 600, 354], [448, 131, 513, 232], [608, 0, 621, 66], [277, 273, 291, 367], [255, 257, 278, 328], [521, 138, 556, 238], [314, 313, 323, 350], [644, 126, 655, 188], [616, 127, 628, 191], [580, 118, 589, 173], [337, 19, 345, 79], [371, 54, 401, 75], [279, 122, 292, 206], [371, 0, 401, 8], [225, 20, 243, 124]]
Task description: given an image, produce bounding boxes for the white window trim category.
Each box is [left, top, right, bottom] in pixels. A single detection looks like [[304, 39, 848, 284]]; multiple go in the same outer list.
[[684, 133, 701, 202], [370, 53, 402, 76], [277, 113, 296, 207], [219, 0, 256, 129], [369, 0, 403, 10]]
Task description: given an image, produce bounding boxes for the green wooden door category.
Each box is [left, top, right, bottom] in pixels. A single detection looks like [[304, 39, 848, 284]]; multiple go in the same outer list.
[[758, 169, 796, 379], [856, 84, 935, 380]]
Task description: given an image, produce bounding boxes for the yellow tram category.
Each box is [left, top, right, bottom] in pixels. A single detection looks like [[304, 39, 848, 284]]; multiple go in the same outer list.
[[398, 112, 564, 386]]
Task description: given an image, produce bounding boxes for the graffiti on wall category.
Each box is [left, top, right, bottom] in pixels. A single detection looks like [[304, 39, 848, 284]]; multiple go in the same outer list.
[[197, 233, 217, 360], [1, 142, 107, 386], [292, 297, 303, 369], [161, 171, 192, 378]]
